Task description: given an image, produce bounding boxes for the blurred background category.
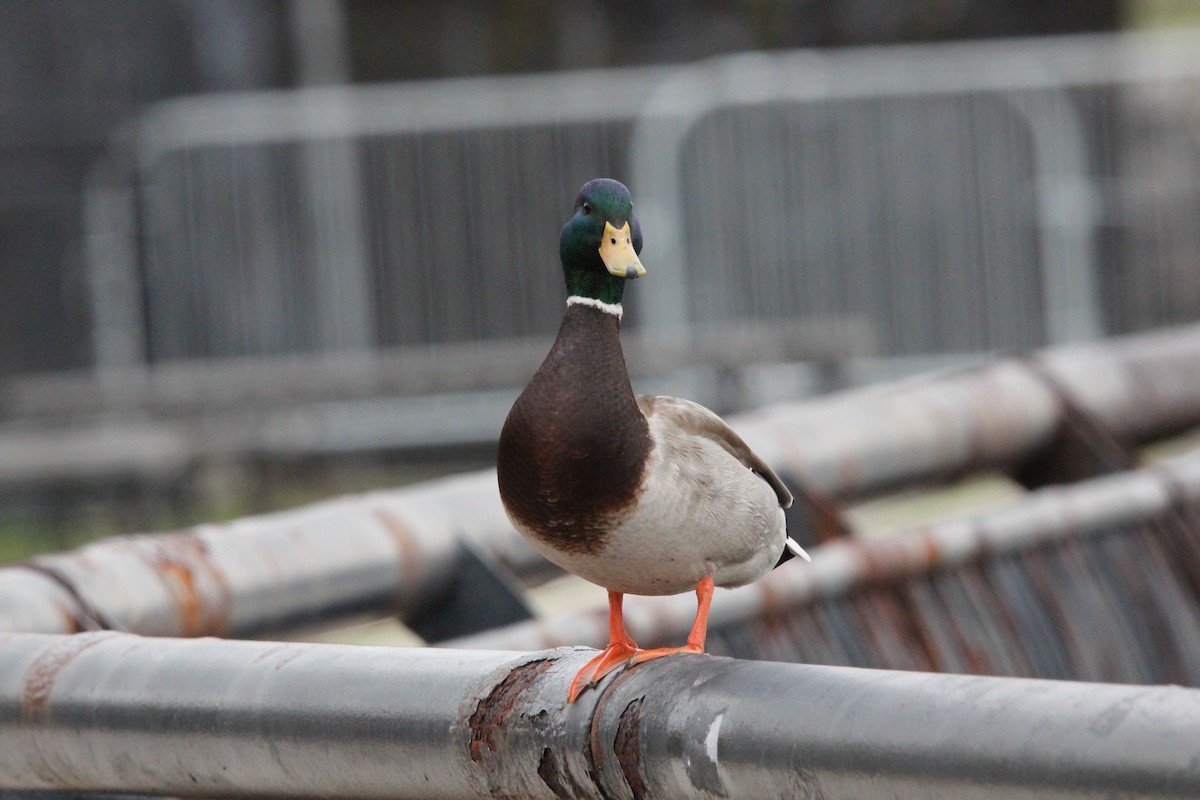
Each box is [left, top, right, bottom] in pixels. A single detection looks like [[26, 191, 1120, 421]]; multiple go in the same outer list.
[[3, 0, 1200, 558]]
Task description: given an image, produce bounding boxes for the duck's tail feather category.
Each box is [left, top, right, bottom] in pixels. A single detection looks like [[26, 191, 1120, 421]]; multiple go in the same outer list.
[[774, 537, 813, 568], [786, 537, 812, 562]]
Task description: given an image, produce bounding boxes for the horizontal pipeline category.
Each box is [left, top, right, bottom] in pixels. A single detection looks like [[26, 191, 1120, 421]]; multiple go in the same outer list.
[[4, 324, 1200, 639], [0, 481, 473, 636], [735, 322, 1200, 497], [2, 633, 1199, 799]]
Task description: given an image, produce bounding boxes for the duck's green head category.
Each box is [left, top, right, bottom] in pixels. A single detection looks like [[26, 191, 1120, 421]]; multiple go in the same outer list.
[[559, 178, 645, 305]]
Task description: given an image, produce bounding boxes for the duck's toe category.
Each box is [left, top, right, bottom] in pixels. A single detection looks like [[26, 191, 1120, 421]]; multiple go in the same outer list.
[[627, 642, 705, 666], [568, 638, 640, 703]]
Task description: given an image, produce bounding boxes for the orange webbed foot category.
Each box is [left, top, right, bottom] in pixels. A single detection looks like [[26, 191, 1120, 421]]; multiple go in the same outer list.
[[627, 641, 704, 666], [567, 578, 715, 702], [568, 638, 639, 703]]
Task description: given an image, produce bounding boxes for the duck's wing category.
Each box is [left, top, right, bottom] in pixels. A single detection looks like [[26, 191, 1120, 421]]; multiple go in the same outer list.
[[636, 395, 793, 509]]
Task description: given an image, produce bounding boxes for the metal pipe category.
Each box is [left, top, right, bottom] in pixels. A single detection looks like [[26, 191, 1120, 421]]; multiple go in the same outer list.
[[1038, 324, 1200, 443], [734, 357, 1061, 498], [0, 482, 466, 637], [1, 633, 1199, 799], [734, 323, 1200, 498], [5, 326, 1200, 639]]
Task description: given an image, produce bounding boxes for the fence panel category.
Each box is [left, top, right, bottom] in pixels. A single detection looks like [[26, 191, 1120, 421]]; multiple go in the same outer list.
[[87, 31, 1200, 376]]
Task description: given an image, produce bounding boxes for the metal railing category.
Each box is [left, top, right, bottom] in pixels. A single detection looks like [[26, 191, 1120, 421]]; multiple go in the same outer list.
[[2, 633, 1199, 799], [86, 67, 667, 367], [0, 316, 873, 466], [83, 29, 1200, 378]]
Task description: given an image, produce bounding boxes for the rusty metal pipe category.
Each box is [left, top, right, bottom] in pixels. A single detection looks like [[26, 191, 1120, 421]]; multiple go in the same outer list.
[[5, 325, 1200, 640], [0, 482, 468, 637], [1038, 324, 1200, 443], [0, 568, 84, 634], [2, 633, 1200, 799], [735, 357, 1062, 498], [735, 323, 1200, 498]]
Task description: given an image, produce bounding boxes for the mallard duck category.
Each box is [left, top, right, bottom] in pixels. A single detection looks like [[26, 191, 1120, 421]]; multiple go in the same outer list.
[[497, 178, 809, 702]]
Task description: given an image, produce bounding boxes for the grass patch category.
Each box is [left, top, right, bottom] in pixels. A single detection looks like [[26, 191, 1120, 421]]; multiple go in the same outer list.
[[1126, 0, 1200, 29], [0, 519, 75, 562]]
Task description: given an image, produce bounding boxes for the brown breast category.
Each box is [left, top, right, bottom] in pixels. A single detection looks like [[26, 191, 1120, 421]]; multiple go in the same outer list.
[[497, 304, 651, 556]]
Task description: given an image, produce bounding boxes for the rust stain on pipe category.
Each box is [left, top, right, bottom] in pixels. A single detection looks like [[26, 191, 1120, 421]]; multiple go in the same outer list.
[[22, 632, 116, 719], [10, 563, 112, 632], [537, 745, 591, 800], [467, 657, 554, 763], [536, 747, 569, 798], [134, 535, 231, 637], [56, 604, 82, 634], [373, 508, 426, 607], [614, 695, 648, 800], [162, 561, 202, 635], [894, 584, 946, 673]]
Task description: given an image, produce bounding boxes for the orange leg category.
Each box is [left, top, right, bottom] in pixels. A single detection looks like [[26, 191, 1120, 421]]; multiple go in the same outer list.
[[568, 590, 640, 703], [629, 575, 714, 664]]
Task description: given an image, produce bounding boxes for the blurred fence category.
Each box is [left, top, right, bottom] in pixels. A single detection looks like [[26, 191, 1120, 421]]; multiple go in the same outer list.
[[0, 29, 1191, 497], [85, 28, 1200, 373]]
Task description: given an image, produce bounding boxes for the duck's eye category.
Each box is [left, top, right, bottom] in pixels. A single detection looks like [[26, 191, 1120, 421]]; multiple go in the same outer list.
[[582, 202, 593, 215]]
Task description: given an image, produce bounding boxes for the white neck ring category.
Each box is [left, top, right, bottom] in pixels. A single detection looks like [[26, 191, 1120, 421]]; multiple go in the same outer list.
[[566, 295, 623, 320]]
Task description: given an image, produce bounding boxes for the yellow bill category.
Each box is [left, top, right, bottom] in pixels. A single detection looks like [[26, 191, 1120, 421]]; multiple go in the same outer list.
[[598, 220, 646, 279]]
